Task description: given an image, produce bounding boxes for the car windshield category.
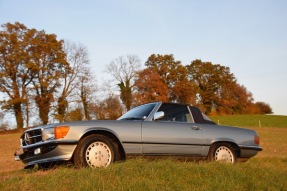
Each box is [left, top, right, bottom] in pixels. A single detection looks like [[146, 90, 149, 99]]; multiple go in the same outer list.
[[118, 103, 157, 120]]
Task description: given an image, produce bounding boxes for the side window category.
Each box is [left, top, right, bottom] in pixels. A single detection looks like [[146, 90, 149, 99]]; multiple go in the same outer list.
[[189, 106, 216, 124], [157, 103, 193, 123]]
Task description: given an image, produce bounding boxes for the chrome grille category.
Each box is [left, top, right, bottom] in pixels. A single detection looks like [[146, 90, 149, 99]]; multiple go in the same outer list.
[[21, 129, 42, 146]]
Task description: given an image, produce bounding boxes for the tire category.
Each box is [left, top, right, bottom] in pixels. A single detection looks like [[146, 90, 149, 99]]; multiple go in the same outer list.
[[208, 143, 237, 164], [74, 134, 116, 168]]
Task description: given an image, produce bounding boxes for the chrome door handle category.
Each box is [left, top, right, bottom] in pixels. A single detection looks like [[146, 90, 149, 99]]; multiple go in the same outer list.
[[191, 126, 200, 130]]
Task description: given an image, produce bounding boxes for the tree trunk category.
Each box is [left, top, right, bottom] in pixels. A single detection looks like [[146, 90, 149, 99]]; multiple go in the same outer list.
[[57, 96, 68, 122], [81, 90, 90, 120], [13, 103, 24, 130], [35, 95, 51, 125], [118, 81, 132, 110], [25, 101, 29, 128]]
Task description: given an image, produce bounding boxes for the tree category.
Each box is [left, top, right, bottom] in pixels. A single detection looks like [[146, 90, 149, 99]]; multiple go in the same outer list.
[[65, 107, 84, 122], [77, 68, 97, 120], [173, 78, 197, 105], [187, 60, 238, 114], [27, 28, 68, 125], [145, 54, 181, 87], [55, 41, 90, 122], [145, 54, 196, 103], [255, 102, 273, 114], [172, 64, 197, 105], [106, 55, 141, 110], [0, 111, 9, 131], [218, 83, 254, 115], [0, 22, 68, 126], [134, 68, 169, 105], [0, 22, 35, 129], [64, 67, 99, 122], [94, 95, 123, 120], [187, 59, 274, 115]]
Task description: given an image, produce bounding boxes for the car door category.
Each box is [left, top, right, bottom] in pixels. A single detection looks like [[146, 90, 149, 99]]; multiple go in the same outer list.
[[141, 103, 204, 156]]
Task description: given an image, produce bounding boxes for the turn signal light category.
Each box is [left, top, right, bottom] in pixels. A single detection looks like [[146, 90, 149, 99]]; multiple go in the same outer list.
[[55, 126, 70, 139], [254, 135, 260, 145]]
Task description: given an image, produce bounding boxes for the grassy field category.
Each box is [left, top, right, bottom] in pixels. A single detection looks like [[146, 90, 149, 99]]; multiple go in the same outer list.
[[1, 115, 287, 190], [210, 114, 287, 128]]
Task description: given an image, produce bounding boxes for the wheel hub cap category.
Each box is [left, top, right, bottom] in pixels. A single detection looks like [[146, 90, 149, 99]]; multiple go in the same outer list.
[[215, 146, 234, 163], [85, 141, 112, 168]]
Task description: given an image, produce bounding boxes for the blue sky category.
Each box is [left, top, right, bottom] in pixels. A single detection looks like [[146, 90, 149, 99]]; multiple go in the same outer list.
[[1, 0, 287, 115]]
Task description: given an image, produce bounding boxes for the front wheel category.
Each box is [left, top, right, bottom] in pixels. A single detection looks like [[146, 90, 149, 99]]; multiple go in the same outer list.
[[208, 143, 237, 164], [74, 134, 116, 168]]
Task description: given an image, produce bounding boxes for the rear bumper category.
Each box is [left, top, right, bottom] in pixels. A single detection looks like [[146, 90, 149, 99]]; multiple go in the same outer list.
[[239, 145, 263, 158]]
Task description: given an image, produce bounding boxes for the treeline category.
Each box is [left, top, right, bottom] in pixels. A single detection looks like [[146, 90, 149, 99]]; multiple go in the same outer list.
[[110, 54, 272, 115], [0, 22, 272, 130]]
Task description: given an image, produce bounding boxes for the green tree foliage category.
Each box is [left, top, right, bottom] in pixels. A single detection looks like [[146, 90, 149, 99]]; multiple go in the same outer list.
[[118, 80, 132, 110]]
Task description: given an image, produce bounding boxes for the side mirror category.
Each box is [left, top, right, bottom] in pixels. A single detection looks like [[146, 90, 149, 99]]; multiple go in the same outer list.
[[154, 111, 164, 120]]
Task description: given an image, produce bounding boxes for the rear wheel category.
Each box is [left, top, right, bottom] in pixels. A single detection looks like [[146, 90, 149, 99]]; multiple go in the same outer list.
[[208, 143, 237, 164], [74, 134, 116, 168]]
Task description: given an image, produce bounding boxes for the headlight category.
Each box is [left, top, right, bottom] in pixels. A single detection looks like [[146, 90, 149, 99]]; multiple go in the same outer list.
[[42, 128, 55, 141], [42, 126, 70, 142]]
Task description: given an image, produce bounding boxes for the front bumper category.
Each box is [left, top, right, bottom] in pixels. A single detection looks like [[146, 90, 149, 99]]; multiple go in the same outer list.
[[15, 140, 78, 167]]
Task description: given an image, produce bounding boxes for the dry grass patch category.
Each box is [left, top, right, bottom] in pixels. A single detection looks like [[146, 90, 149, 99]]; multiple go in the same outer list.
[[0, 133, 24, 173], [249, 127, 287, 158]]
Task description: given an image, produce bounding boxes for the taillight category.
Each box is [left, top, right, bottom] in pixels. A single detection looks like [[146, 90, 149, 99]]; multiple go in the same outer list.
[[254, 135, 260, 145], [55, 126, 70, 139]]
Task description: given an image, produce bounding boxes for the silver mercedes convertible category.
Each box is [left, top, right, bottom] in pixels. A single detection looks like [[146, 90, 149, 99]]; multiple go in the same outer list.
[[15, 102, 262, 168]]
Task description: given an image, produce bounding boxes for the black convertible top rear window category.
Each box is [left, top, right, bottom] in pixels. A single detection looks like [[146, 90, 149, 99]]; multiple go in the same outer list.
[[189, 106, 216, 124]]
